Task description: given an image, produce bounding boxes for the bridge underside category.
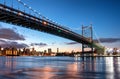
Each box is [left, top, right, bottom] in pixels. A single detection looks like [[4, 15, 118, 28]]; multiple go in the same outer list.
[[0, 4, 91, 44], [0, 4, 104, 53]]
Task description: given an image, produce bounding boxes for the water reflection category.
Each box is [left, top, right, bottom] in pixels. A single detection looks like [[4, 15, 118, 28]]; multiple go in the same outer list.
[[0, 56, 17, 71], [0, 56, 120, 79]]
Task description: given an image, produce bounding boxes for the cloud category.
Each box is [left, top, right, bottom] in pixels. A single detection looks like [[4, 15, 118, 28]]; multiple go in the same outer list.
[[0, 28, 25, 40], [94, 38, 120, 43], [30, 43, 47, 47], [0, 39, 28, 48], [65, 42, 78, 45]]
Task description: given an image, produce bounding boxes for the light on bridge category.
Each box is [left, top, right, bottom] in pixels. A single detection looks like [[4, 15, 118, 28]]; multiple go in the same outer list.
[[58, 30, 61, 32], [23, 3, 26, 6], [29, 7, 32, 9], [42, 21, 47, 26], [18, 12, 22, 16]]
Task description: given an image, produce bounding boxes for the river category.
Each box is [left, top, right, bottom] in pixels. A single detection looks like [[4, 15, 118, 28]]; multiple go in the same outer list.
[[0, 56, 120, 79]]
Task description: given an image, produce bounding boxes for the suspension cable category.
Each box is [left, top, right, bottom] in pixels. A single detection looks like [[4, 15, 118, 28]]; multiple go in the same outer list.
[[92, 27, 103, 46]]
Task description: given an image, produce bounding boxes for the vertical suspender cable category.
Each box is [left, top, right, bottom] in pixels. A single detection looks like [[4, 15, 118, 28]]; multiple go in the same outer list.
[[92, 27, 103, 46], [4, 0, 6, 5], [17, 0, 20, 10], [29, 7, 31, 14], [11, 0, 13, 8], [24, 3, 25, 12]]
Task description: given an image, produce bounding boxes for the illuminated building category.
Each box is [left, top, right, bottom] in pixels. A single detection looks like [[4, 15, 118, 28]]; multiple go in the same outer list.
[[3, 47, 18, 56], [12, 47, 18, 56], [31, 48, 37, 55], [3, 47, 12, 56]]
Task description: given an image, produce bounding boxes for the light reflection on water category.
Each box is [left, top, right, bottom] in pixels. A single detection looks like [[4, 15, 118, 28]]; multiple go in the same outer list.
[[0, 56, 120, 79]]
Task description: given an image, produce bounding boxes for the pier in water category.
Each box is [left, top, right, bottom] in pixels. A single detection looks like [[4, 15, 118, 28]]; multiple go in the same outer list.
[[0, 56, 120, 79]]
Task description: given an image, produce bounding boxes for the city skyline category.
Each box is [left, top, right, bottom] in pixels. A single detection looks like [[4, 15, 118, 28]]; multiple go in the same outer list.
[[0, 0, 120, 52]]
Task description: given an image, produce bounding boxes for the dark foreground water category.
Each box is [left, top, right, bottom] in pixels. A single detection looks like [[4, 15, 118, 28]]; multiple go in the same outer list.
[[0, 56, 120, 79]]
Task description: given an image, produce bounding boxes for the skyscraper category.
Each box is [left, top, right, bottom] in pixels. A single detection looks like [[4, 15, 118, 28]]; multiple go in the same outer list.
[[48, 48, 52, 53], [57, 48, 59, 53]]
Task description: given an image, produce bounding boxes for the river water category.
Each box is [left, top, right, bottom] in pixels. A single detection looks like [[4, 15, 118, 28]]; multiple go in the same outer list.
[[0, 56, 120, 79]]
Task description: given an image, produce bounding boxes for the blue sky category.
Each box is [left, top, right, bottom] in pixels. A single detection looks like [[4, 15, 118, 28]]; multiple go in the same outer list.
[[0, 0, 120, 52]]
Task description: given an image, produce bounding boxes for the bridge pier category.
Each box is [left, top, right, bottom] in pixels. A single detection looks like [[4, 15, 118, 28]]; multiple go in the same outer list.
[[82, 44, 94, 56], [82, 44, 84, 56]]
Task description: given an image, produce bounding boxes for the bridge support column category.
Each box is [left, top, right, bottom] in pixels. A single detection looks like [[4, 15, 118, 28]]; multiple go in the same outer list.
[[82, 44, 84, 56], [91, 43, 94, 56], [91, 26, 94, 56], [82, 24, 94, 57]]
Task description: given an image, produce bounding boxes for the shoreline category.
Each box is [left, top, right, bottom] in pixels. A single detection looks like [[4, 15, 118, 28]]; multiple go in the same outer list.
[[0, 55, 120, 57]]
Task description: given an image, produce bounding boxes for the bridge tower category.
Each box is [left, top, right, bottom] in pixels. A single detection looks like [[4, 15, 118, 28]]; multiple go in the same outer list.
[[82, 24, 93, 56]]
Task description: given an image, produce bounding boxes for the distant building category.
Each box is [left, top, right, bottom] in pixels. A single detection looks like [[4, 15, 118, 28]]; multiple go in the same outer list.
[[3, 47, 18, 56], [31, 48, 36, 55], [57, 48, 59, 53], [12, 47, 18, 56], [3, 47, 12, 55], [0, 46, 2, 55], [22, 48, 26, 55], [48, 48, 52, 53], [26, 48, 30, 55], [18, 49, 22, 55], [44, 50, 47, 53]]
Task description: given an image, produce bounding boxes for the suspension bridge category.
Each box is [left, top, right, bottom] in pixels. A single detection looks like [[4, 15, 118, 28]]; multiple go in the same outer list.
[[0, 0, 104, 55]]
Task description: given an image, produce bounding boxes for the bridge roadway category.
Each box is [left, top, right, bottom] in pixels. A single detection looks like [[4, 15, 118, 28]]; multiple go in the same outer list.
[[0, 3, 102, 50]]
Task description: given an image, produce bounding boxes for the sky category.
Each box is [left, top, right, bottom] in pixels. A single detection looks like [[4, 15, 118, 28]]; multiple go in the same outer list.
[[0, 0, 120, 52]]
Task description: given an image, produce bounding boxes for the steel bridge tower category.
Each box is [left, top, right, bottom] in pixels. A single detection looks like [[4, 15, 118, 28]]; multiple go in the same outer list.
[[82, 24, 93, 56]]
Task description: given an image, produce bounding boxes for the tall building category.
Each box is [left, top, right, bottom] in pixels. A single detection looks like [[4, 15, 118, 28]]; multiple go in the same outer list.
[[26, 49, 30, 55], [22, 48, 26, 55], [44, 50, 47, 53], [3, 47, 18, 56], [18, 49, 22, 55], [3, 47, 12, 56], [31, 48, 36, 55], [12, 47, 18, 56], [57, 48, 59, 53], [48, 48, 52, 53]]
